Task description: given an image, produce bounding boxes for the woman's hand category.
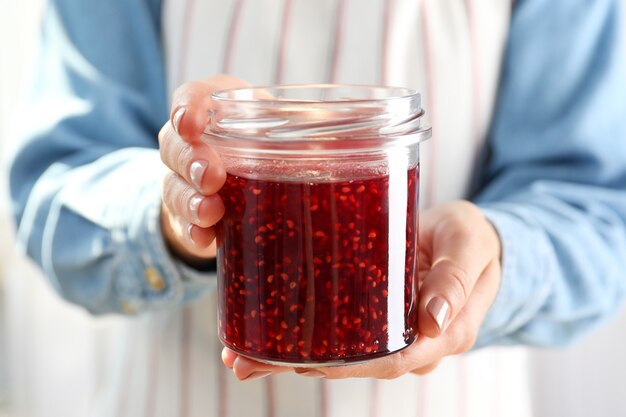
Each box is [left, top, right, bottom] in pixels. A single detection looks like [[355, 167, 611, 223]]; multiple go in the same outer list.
[[223, 200, 502, 379], [158, 74, 248, 266]]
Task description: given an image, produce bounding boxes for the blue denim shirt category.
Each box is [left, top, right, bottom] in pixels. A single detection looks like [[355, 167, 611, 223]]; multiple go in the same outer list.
[[8, 0, 626, 348]]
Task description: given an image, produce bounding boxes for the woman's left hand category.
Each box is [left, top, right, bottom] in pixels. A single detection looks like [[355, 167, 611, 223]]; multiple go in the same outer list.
[[222, 200, 502, 380]]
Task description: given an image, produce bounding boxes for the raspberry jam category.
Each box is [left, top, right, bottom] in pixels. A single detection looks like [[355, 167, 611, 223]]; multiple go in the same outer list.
[[217, 166, 419, 366]]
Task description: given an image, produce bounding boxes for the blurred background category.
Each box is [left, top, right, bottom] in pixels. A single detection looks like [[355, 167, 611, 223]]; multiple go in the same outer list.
[[1, 2, 45, 416], [2, 1, 626, 417]]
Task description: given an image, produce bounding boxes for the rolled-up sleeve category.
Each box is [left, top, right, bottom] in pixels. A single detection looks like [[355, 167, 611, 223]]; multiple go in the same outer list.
[[474, 0, 626, 347], [9, 0, 214, 315]]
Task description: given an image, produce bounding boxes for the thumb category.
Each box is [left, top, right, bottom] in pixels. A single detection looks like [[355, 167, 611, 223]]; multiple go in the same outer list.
[[418, 259, 477, 338], [417, 206, 498, 338]]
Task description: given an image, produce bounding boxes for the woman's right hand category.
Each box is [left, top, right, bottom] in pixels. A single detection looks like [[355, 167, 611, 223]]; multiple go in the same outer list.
[[158, 75, 249, 267]]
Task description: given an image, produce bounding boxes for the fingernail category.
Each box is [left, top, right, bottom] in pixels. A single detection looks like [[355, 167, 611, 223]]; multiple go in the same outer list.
[[243, 371, 272, 381], [426, 297, 450, 332], [184, 222, 195, 245], [190, 160, 208, 191], [188, 195, 203, 224], [296, 370, 326, 378], [172, 107, 186, 134]]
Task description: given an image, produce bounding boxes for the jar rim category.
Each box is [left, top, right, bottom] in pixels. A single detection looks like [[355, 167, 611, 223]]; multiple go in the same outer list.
[[205, 83, 431, 150], [212, 84, 419, 105]]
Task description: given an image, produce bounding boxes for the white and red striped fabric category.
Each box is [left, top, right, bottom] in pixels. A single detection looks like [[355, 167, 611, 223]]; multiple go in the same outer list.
[[91, 1, 531, 417], [5, 1, 534, 417]]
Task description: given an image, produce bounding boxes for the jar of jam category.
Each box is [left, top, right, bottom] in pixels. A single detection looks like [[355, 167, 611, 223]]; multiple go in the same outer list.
[[204, 85, 431, 367]]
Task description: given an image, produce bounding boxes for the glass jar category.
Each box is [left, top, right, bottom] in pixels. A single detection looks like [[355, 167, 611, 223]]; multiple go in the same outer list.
[[204, 85, 431, 367]]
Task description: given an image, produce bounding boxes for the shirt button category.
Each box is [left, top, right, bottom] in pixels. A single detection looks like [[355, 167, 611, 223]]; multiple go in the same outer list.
[[144, 266, 166, 292], [121, 302, 136, 315]]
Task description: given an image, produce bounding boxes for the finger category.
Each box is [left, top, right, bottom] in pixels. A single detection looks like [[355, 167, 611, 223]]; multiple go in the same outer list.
[[320, 262, 500, 381], [418, 205, 498, 338], [228, 350, 293, 381], [170, 74, 250, 143], [161, 201, 217, 262], [410, 360, 441, 375], [158, 123, 226, 195], [307, 336, 448, 380], [291, 261, 500, 381], [188, 224, 217, 249], [162, 172, 225, 228], [170, 215, 216, 254], [222, 347, 237, 369]]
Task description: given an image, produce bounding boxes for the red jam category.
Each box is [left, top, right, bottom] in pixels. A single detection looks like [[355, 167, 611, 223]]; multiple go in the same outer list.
[[217, 166, 419, 365]]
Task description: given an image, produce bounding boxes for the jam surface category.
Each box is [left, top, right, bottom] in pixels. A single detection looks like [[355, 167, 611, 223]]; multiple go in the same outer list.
[[217, 167, 419, 365]]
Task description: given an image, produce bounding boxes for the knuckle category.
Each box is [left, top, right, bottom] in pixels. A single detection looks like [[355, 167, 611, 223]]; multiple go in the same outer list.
[[159, 127, 184, 171], [161, 173, 177, 204], [458, 335, 477, 354], [454, 325, 478, 354], [162, 172, 176, 200], [175, 143, 195, 177], [445, 263, 471, 302], [173, 81, 210, 107], [453, 200, 481, 218], [383, 352, 408, 379], [157, 124, 168, 147], [178, 185, 197, 212], [439, 204, 478, 238], [384, 365, 405, 380], [162, 173, 196, 217], [412, 362, 439, 375], [173, 81, 199, 99], [158, 125, 175, 156], [449, 220, 474, 241]]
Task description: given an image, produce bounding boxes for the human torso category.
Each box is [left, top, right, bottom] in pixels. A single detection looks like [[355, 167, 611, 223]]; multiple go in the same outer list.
[[100, 2, 532, 417]]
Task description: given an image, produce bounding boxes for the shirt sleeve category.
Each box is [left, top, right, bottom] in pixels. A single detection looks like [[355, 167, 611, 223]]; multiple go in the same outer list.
[[8, 0, 215, 315], [474, 0, 626, 347]]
